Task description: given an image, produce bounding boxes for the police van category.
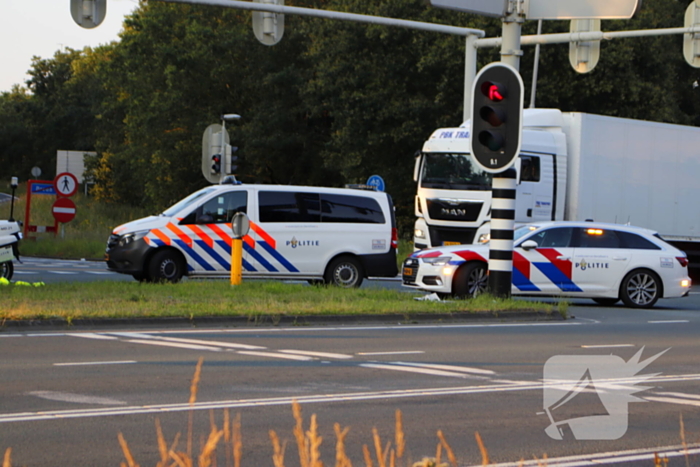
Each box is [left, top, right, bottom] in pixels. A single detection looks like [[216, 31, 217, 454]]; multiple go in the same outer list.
[[105, 183, 398, 286]]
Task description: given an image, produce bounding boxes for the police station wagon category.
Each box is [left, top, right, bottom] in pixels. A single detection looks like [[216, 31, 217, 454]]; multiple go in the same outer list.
[[106, 184, 398, 286], [402, 221, 692, 308]]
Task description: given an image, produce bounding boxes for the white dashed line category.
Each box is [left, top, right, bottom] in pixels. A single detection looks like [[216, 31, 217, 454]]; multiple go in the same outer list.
[[54, 360, 136, 366]]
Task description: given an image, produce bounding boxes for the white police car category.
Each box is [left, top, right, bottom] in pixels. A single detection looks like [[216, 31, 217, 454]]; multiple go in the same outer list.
[[402, 221, 692, 308]]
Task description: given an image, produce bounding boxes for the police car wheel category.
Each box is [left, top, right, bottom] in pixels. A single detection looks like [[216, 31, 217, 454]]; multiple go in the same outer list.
[[325, 257, 363, 288], [148, 250, 185, 283], [620, 269, 661, 308], [453, 262, 487, 298], [0, 261, 13, 281]]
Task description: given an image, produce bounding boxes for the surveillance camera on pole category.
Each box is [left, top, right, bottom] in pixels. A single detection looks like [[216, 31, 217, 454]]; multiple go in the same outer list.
[[70, 0, 107, 29]]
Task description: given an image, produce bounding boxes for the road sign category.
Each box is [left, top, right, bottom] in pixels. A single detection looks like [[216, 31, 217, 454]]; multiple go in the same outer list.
[[569, 19, 601, 74], [253, 0, 285, 46], [427, 0, 508, 18], [54, 172, 79, 197], [30, 183, 56, 196], [684, 1, 700, 68], [366, 175, 385, 192], [52, 198, 77, 224], [523, 0, 641, 20]]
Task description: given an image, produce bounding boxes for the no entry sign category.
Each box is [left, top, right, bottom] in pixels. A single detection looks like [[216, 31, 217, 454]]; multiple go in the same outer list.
[[52, 198, 77, 223]]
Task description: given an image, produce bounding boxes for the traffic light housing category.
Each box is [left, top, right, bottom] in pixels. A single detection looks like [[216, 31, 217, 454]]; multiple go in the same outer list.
[[211, 154, 222, 175], [224, 145, 239, 174], [470, 62, 524, 173]]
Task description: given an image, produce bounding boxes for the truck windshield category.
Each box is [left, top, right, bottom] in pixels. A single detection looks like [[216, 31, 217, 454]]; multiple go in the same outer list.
[[161, 187, 219, 217], [420, 153, 492, 190]]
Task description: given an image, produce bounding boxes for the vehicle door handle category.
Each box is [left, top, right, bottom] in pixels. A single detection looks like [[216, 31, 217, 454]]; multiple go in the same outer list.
[[613, 256, 628, 261], [557, 256, 571, 261]]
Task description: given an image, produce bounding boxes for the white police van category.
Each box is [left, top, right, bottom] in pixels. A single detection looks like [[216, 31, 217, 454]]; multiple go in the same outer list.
[[106, 183, 398, 286]]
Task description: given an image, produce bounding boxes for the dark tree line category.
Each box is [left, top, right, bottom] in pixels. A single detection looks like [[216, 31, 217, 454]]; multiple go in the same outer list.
[[1, 0, 698, 235]]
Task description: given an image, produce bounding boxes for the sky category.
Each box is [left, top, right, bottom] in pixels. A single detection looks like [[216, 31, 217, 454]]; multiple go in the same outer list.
[[1, 0, 140, 93]]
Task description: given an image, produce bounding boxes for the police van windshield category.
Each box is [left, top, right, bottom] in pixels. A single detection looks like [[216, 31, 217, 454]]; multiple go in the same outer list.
[[420, 153, 492, 191], [161, 187, 219, 217]]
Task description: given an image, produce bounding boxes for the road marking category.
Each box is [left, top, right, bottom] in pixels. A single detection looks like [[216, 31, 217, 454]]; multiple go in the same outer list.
[[3, 374, 700, 424], [236, 351, 314, 361], [85, 271, 116, 275], [147, 336, 266, 350], [54, 360, 137, 366], [652, 391, 700, 400], [278, 350, 354, 359], [360, 363, 482, 379], [48, 271, 79, 275], [648, 320, 690, 324], [580, 344, 635, 348], [482, 444, 700, 467], [125, 339, 223, 352], [67, 333, 119, 340], [27, 391, 126, 406], [357, 351, 425, 356], [644, 396, 700, 407], [394, 362, 495, 375]]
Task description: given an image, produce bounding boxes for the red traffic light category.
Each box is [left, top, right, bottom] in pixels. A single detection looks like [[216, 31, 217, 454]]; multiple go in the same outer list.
[[211, 154, 222, 174], [481, 81, 506, 102]]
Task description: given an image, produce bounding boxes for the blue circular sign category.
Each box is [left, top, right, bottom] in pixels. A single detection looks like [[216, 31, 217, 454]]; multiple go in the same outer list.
[[366, 175, 385, 192]]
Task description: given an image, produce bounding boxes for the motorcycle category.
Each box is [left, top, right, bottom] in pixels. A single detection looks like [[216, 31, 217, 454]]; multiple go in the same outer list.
[[0, 220, 21, 281]]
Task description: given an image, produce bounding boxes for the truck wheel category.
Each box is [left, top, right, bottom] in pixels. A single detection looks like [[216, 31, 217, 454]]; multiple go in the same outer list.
[[325, 256, 363, 288], [453, 262, 488, 298], [620, 269, 661, 308], [1, 261, 13, 281], [147, 250, 185, 283]]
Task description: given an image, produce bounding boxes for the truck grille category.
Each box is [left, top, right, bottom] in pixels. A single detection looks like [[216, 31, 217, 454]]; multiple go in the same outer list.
[[428, 227, 476, 247], [426, 199, 482, 222]]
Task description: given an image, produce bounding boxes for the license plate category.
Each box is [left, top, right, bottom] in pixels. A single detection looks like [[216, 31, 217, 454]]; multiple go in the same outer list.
[[443, 241, 460, 246], [403, 267, 414, 277]]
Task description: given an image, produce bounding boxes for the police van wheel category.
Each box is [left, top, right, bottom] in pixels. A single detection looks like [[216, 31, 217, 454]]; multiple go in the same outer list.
[[620, 269, 661, 308], [453, 262, 487, 298], [1, 261, 13, 281], [325, 256, 363, 288], [148, 250, 185, 283]]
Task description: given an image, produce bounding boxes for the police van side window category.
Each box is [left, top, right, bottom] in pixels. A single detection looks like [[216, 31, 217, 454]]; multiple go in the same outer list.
[[259, 191, 321, 223], [520, 156, 540, 182], [181, 191, 247, 225], [320, 194, 385, 224]]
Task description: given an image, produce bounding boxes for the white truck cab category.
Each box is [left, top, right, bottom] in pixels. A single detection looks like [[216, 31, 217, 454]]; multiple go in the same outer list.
[[106, 183, 398, 286]]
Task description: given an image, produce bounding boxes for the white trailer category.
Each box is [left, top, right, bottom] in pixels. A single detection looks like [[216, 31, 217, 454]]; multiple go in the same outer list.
[[413, 109, 700, 269]]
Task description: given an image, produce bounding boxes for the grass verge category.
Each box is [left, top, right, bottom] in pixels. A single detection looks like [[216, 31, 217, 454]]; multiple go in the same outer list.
[[0, 280, 556, 322]]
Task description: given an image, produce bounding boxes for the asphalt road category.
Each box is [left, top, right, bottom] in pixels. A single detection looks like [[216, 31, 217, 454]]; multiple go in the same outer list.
[[1, 301, 699, 467]]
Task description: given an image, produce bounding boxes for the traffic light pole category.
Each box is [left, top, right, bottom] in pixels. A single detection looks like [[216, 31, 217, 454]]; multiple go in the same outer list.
[[487, 4, 523, 298]]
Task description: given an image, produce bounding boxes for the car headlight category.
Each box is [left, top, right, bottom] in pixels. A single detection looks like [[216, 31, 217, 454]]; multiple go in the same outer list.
[[477, 233, 490, 244], [118, 230, 148, 247], [414, 228, 426, 239], [421, 256, 451, 266]]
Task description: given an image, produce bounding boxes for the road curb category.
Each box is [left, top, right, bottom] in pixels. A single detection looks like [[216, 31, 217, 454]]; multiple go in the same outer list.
[[0, 310, 567, 331]]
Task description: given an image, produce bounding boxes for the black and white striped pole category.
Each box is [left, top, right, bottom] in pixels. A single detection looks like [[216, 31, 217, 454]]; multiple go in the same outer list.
[[488, 168, 517, 297], [469, 62, 524, 298]]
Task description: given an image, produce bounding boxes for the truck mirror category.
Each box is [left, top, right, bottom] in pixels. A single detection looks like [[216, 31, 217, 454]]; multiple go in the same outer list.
[[514, 157, 522, 184], [413, 151, 422, 182]]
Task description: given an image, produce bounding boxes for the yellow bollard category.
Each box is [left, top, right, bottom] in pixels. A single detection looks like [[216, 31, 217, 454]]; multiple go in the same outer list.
[[230, 237, 243, 286]]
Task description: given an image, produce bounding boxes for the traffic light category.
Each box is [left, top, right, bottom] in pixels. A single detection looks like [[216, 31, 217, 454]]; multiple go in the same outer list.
[[224, 146, 239, 174], [470, 62, 524, 173], [211, 154, 222, 175]]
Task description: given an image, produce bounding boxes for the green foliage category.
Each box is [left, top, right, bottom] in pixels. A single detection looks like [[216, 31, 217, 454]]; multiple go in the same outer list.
[[1, 0, 700, 237]]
